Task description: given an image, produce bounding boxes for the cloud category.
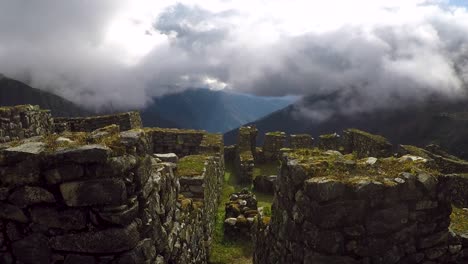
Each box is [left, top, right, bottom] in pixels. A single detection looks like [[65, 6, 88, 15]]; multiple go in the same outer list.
[[0, 0, 468, 115]]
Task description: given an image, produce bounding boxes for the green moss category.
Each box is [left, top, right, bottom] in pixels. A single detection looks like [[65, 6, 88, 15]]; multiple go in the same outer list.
[[400, 145, 432, 159], [265, 131, 286, 137], [201, 133, 223, 148], [346, 128, 389, 144], [287, 148, 437, 185], [239, 151, 254, 161], [210, 163, 254, 264], [178, 155, 208, 177], [253, 162, 279, 178], [451, 206, 468, 235], [143, 127, 204, 134], [319, 133, 339, 139]]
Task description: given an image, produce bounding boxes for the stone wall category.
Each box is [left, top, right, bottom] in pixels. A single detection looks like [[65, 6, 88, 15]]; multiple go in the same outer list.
[[343, 129, 393, 158], [148, 128, 206, 158], [0, 105, 53, 143], [237, 126, 258, 154], [290, 134, 314, 149], [177, 154, 225, 256], [54, 111, 142, 133], [0, 121, 224, 263], [234, 126, 258, 184], [254, 151, 468, 264], [317, 132, 342, 151], [262, 132, 287, 161], [236, 151, 255, 184], [224, 189, 258, 238]]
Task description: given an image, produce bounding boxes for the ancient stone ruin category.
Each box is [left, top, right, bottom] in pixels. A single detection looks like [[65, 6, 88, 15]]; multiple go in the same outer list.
[[234, 126, 257, 184], [253, 132, 468, 264], [0, 105, 53, 143], [0, 105, 224, 264]]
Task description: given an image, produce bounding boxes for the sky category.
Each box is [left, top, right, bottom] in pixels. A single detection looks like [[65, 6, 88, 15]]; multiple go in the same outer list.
[[1, 0, 468, 114]]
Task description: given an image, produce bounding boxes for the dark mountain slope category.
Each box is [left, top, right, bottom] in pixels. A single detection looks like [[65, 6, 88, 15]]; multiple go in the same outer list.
[[142, 89, 295, 133], [0, 76, 90, 117], [224, 93, 468, 159]]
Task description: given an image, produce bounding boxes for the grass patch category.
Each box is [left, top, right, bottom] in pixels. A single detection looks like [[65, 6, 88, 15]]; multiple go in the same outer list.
[[209, 163, 254, 264], [451, 206, 468, 235], [253, 162, 279, 178], [209, 162, 274, 263], [178, 155, 208, 177]]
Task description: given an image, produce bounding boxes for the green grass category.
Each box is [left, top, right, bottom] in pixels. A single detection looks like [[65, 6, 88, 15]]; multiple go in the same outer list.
[[209, 162, 274, 264], [178, 155, 208, 177], [252, 162, 279, 178]]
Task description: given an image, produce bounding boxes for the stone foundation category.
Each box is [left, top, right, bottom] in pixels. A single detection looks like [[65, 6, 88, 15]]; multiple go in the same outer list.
[[0, 105, 53, 143]]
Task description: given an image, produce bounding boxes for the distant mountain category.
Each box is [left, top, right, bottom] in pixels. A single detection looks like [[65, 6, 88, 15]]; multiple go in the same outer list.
[[0, 75, 179, 128], [224, 93, 468, 159], [141, 89, 296, 133], [0, 76, 90, 117]]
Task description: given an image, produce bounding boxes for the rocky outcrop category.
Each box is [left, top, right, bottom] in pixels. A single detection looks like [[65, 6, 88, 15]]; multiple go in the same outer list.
[[0, 105, 53, 143]]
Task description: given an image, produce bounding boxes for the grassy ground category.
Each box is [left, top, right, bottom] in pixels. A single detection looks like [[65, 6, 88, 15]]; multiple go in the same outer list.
[[209, 162, 275, 264]]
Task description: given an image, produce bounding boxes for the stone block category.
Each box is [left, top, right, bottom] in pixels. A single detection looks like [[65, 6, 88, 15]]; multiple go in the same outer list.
[[60, 178, 127, 207]]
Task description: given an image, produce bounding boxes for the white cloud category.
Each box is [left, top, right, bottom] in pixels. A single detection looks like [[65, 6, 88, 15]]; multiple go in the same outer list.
[[0, 0, 468, 112]]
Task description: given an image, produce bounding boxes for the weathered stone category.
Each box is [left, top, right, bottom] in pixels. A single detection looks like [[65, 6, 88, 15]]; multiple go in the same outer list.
[[8, 186, 55, 208], [0, 159, 40, 186], [64, 254, 96, 264], [97, 202, 139, 226], [0, 202, 28, 223], [305, 178, 349, 202], [60, 178, 127, 207], [3, 142, 44, 162], [154, 153, 179, 163], [418, 231, 448, 249], [30, 207, 87, 230], [366, 204, 409, 235], [55, 144, 111, 163], [12, 233, 50, 264], [50, 222, 140, 253], [113, 239, 156, 264], [44, 164, 84, 184]]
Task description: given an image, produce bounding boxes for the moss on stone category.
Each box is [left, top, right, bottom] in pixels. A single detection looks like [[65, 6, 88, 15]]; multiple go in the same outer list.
[[239, 151, 254, 161], [346, 128, 389, 144], [178, 155, 208, 177], [201, 133, 223, 148], [143, 127, 204, 134], [400, 145, 432, 159], [319, 133, 339, 139], [265, 131, 286, 137], [451, 206, 468, 235], [287, 148, 437, 185], [253, 162, 279, 178]]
